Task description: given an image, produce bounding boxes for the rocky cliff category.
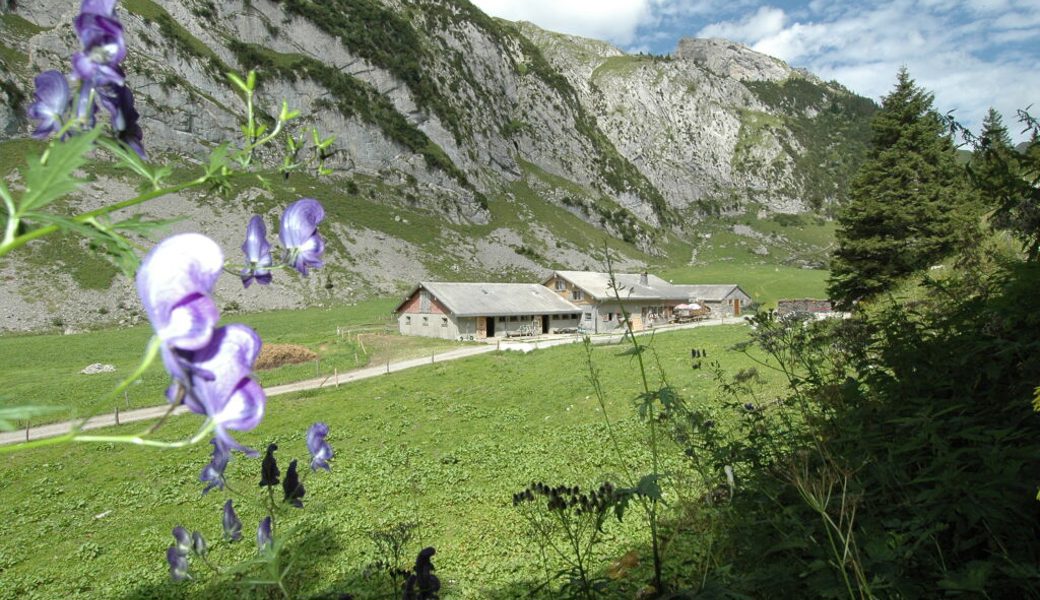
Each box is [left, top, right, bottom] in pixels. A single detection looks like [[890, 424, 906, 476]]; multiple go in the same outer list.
[[0, 0, 873, 331]]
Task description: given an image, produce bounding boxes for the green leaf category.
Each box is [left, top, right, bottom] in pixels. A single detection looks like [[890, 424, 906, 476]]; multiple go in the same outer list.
[[633, 473, 663, 501], [227, 72, 250, 94], [0, 405, 64, 431], [18, 127, 101, 214], [96, 138, 164, 189]]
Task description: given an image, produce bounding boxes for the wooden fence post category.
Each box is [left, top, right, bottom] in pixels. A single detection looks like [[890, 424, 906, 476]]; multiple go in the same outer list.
[[25, 421, 30, 442], [334, 368, 339, 388], [115, 406, 120, 425]]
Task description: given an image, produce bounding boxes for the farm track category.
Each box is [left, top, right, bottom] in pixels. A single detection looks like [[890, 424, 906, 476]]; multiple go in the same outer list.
[[0, 317, 744, 446]]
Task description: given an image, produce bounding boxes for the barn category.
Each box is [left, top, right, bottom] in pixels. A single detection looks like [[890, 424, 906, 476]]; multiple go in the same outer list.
[[395, 282, 582, 340], [543, 271, 690, 333]]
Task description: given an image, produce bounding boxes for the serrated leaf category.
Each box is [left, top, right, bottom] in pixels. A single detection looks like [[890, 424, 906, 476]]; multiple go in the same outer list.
[[0, 405, 65, 431], [96, 137, 163, 188], [18, 127, 101, 214], [633, 473, 663, 501]]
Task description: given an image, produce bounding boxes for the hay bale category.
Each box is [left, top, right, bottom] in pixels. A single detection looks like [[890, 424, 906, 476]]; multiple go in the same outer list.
[[255, 344, 318, 370]]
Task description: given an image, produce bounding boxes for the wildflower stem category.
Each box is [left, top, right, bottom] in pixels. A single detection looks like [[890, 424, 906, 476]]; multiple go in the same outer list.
[[73, 419, 216, 448], [0, 176, 208, 258]]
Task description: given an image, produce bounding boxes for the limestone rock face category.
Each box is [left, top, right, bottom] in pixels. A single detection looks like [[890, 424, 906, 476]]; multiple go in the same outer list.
[[675, 38, 793, 83]]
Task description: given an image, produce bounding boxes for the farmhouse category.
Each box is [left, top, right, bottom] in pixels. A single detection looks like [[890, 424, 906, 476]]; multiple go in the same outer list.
[[395, 282, 581, 340], [671, 284, 752, 316], [543, 271, 690, 333]]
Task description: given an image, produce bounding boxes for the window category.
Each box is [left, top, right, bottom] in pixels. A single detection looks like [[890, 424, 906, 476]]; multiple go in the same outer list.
[[607, 312, 614, 321], [571, 290, 583, 301], [441, 317, 448, 327], [509, 316, 518, 322], [571, 313, 579, 320], [583, 312, 592, 321], [405, 316, 411, 325], [555, 279, 566, 291], [498, 316, 506, 323], [422, 316, 429, 326]]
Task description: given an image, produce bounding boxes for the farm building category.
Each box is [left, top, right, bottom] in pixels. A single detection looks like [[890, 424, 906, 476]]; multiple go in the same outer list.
[[671, 284, 752, 316], [395, 282, 582, 340], [543, 271, 690, 333]]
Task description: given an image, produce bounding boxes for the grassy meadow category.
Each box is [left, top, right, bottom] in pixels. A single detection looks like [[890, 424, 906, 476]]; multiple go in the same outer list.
[[0, 324, 777, 599], [0, 299, 468, 426]]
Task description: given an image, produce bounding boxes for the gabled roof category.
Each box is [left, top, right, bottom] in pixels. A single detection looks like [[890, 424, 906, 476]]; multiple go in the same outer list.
[[396, 282, 581, 317], [672, 284, 751, 302], [548, 271, 689, 302]]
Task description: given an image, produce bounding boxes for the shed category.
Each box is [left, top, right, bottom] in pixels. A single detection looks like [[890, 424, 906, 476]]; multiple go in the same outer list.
[[544, 271, 690, 332], [672, 284, 752, 316]]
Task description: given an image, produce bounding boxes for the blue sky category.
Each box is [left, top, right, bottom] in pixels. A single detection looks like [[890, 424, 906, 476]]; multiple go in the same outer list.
[[470, 0, 1040, 141]]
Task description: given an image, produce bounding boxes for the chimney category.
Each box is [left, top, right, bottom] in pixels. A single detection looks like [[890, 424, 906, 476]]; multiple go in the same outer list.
[[640, 271, 649, 286]]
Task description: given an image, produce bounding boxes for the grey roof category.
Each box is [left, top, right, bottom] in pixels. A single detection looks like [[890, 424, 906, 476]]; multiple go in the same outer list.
[[403, 282, 581, 317], [550, 271, 690, 301], [672, 284, 751, 302]]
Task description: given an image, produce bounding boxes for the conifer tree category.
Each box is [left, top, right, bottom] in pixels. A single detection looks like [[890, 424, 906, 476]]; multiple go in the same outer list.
[[828, 69, 975, 307], [970, 108, 1040, 259]]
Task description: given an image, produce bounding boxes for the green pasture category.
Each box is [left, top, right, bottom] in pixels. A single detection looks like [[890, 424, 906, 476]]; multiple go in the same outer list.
[[0, 300, 465, 426], [0, 324, 776, 599], [657, 263, 829, 308]]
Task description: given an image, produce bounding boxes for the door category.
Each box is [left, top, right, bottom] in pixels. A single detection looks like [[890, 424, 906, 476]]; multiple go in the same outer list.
[[542, 315, 550, 334], [487, 317, 495, 337], [733, 299, 741, 316]]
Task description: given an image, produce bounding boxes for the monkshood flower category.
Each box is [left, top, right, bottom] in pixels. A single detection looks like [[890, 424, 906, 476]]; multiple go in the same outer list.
[[98, 83, 144, 157], [257, 516, 273, 553], [172, 526, 192, 556], [137, 233, 223, 385], [137, 234, 265, 453], [191, 531, 207, 557], [259, 443, 280, 487], [223, 499, 242, 542], [241, 215, 273, 288], [27, 71, 70, 139], [307, 422, 333, 471], [280, 198, 325, 276], [71, 0, 127, 89], [283, 459, 305, 508], [166, 546, 190, 581], [180, 324, 266, 454], [199, 438, 230, 494]]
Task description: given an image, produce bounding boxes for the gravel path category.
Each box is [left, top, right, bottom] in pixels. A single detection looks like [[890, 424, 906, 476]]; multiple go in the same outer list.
[[0, 317, 744, 446]]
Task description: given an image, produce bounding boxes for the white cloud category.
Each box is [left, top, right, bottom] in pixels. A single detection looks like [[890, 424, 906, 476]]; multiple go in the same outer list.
[[469, 0, 654, 44], [695, 2, 1039, 140]]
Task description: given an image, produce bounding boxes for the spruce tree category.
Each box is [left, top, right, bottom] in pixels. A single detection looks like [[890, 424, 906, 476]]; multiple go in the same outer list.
[[828, 69, 975, 307], [970, 108, 1040, 259]]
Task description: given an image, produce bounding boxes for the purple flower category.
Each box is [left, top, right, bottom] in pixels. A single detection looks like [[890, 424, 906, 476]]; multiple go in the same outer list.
[[166, 545, 190, 581], [71, 0, 126, 88], [307, 422, 333, 471], [180, 324, 266, 454], [259, 443, 280, 487], [279, 198, 325, 276], [282, 459, 305, 508], [199, 438, 230, 494], [98, 83, 144, 157], [137, 233, 223, 385], [191, 531, 207, 557], [241, 216, 273, 288], [257, 516, 273, 553], [27, 71, 70, 139], [222, 499, 242, 542], [137, 234, 266, 453], [171, 526, 192, 556]]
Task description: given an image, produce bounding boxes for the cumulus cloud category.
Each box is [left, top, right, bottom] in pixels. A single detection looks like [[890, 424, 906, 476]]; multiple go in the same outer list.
[[695, 1, 1040, 139]]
